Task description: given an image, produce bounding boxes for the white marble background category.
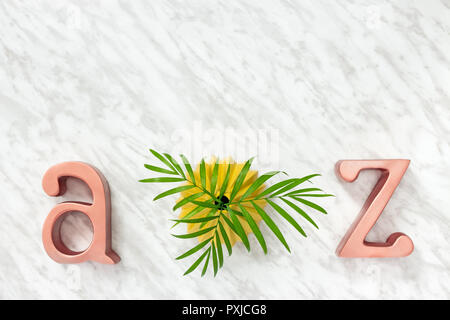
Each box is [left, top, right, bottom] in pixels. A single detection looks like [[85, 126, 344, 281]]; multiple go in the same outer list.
[[0, 0, 449, 300]]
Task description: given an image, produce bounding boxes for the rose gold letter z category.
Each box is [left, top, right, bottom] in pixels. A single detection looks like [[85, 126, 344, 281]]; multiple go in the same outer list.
[[335, 160, 414, 258]]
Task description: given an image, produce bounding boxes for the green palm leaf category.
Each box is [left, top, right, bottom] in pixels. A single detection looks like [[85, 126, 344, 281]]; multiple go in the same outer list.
[[139, 177, 185, 183], [172, 204, 209, 228], [240, 171, 281, 201], [149, 149, 177, 173], [270, 174, 321, 197], [228, 208, 250, 251], [294, 194, 334, 197], [172, 226, 215, 239], [218, 220, 232, 256], [255, 178, 300, 199], [163, 153, 186, 179], [267, 199, 306, 237], [221, 214, 238, 234], [171, 215, 220, 224], [144, 164, 177, 175], [251, 201, 290, 252], [212, 242, 218, 276], [218, 163, 232, 198], [281, 198, 318, 229], [180, 154, 196, 184], [210, 160, 219, 195], [153, 185, 195, 201], [191, 200, 219, 209], [215, 231, 224, 268], [291, 197, 328, 214], [285, 188, 323, 196], [176, 237, 213, 260], [200, 158, 207, 190], [239, 205, 267, 254], [229, 158, 254, 201], [184, 248, 210, 276], [201, 248, 211, 276]]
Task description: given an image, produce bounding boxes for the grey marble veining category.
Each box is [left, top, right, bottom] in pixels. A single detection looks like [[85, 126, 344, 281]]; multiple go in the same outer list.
[[0, 0, 449, 299]]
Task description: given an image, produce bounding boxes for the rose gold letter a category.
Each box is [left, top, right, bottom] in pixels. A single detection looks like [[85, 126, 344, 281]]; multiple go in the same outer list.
[[42, 162, 120, 264]]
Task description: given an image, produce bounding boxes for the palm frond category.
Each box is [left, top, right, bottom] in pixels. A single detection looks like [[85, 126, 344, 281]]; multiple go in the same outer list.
[[140, 150, 333, 276]]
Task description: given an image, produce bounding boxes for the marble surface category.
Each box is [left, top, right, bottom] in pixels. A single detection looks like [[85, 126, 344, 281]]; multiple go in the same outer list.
[[0, 0, 449, 300]]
